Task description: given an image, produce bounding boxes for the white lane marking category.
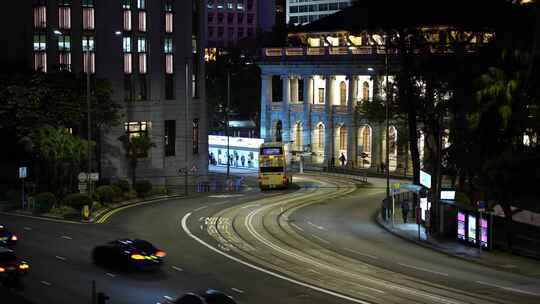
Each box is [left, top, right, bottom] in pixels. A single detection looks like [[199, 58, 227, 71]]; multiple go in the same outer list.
[[307, 221, 327, 231], [181, 212, 373, 304], [311, 234, 331, 244], [343, 248, 379, 260], [106, 272, 116, 278], [290, 223, 304, 232], [241, 204, 260, 209], [24, 227, 32, 231], [61, 235, 73, 240], [213, 200, 231, 205], [194, 206, 207, 212], [40, 281, 52, 286], [55, 255, 67, 261], [244, 205, 459, 304], [172, 266, 183, 272], [308, 269, 321, 274], [398, 263, 449, 277], [231, 288, 245, 294], [476, 280, 540, 297]]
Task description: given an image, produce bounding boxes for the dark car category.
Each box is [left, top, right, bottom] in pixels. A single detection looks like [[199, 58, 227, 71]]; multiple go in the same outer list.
[[0, 225, 18, 248], [0, 248, 29, 284], [161, 289, 237, 304], [92, 239, 166, 271]]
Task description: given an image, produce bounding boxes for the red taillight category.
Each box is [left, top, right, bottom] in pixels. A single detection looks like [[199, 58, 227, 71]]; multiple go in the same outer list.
[[11, 235, 17, 241], [155, 250, 166, 258]]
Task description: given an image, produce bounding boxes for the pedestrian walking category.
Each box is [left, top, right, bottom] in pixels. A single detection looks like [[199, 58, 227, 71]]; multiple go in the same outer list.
[[401, 200, 410, 223], [339, 153, 346, 167]]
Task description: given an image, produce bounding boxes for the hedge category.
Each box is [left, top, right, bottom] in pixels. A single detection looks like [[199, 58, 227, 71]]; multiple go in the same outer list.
[[33, 192, 56, 214], [62, 193, 92, 210], [134, 180, 152, 197], [114, 179, 131, 193], [96, 185, 115, 205]]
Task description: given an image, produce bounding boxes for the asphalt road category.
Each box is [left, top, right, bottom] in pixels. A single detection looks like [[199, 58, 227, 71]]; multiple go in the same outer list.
[[1, 174, 539, 304]]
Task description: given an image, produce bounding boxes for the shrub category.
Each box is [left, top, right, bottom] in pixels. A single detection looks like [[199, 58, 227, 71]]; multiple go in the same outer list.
[[49, 205, 77, 216], [95, 178, 111, 187], [5, 189, 21, 205], [134, 180, 152, 197], [91, 201, 104, 212], [151, 186, 168, 196], [96, 185, 115, 205], [114, 179, 131, 193], [110, 185, 123, 202], [62, 193, 92, 210], [33, 192, 56, 214], [124, 190, 138, 200]]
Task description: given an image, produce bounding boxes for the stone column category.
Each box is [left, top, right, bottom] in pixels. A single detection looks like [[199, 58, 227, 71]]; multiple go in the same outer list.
[[347, 75, 357, 166], [282, 75, 291, 143], [303, 76, 313, 151], [260, 74, 271, 141], [290, 76, 299, 103], [324, 75, 335, 167]]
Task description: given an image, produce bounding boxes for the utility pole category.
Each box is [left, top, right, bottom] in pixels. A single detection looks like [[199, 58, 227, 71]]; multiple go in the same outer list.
[[385, 32, 391, 199], [86, 48, 92, 196], [184, 59, 190, 196], [226, 68, 231, 177]]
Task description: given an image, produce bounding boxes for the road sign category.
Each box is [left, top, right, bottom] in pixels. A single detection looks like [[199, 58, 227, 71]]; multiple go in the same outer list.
[[78, 182, 88, 193], [477, 200, 486, 212], [90, 173, 99, 181], [19, 167, 27, 179], [78, 172, 88, 182]]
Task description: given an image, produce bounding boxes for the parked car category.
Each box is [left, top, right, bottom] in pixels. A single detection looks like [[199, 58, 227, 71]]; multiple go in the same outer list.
[[92, 239, 166, 271], [0, 225, 18, 248], [160, 289, 237, 304]]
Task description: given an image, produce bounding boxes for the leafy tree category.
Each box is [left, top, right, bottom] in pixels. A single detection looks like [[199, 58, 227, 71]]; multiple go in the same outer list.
[[117, 133, 156, 186]]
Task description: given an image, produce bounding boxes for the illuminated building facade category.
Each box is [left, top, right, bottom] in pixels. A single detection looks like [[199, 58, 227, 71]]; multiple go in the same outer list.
[[286, 0, 355, 25], [259, 2, 501, 172], [1, 0, 208, 185]]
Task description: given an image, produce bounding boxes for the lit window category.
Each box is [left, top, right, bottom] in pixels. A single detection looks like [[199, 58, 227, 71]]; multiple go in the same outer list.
[[34, 52, 47, 72], [58, 35, 71, 51], [137, 37, 146, 53], [124, 53, 132, 74], [33, 6, 47, 29], [82, 0, 94, 7], [124, 10, 132, 31], [59, 7, 71, 29], [165, 0, 173, 12], [138, 11, 147, 32], [139, 53, 147, 74], [137, 0, 145, 9], [164, 38, 173, 53], [83, 8, 95, 30], [165, 54, 173, 74], [123, 37, 131, 52], [165, 12, 173, 33], [83, 52, 95, 74], [82, 36, 95, 51], [33, 34, 46, 50], [59, 52, 71, 72], [122, 0, 131, 9], [124, 122, 153, 157]]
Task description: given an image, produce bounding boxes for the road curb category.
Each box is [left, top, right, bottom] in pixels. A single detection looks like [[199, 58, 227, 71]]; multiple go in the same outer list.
[[374, 211, 540, 278]]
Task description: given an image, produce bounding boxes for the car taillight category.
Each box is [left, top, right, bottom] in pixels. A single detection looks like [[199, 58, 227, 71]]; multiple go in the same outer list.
[[11, 235, 17, 241], [0, 267, 5, 272], [131, 254, 146, 260], [155, 250, 166, 257], [19, 264, 29, 270]]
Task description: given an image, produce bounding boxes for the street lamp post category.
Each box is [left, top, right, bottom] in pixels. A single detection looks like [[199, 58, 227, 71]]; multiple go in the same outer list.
[[85, 47, 92, 195], [226, 69, 231, 177], [385, 33, 391, 200]]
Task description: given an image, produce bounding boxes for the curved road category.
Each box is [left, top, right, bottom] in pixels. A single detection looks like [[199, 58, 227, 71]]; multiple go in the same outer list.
[[1, 174, 539, 304]]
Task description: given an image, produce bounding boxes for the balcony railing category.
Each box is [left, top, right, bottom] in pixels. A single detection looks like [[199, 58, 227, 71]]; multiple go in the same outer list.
[[262, 44, 479, 59]]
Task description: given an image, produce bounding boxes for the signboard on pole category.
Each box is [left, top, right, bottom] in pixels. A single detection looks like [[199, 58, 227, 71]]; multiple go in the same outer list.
[[457, 211, 466, 240], [90, 173, 99, 181], [420, 170, 431, 189], [78, 172, 88, 182], [19, 167, 27, 179]]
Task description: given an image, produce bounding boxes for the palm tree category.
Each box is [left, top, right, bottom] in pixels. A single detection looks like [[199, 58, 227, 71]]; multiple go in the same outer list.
[[118, 133, 156, 186]]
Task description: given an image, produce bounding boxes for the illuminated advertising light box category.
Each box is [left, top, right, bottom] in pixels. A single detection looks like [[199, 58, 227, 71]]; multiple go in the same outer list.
[[457, 211, 466, 241], [420, 198, 431, 221], [441, 189, 456, 200], [420, 170, 431, 189], [467, 214, 477, 244], [479, 217, 489, 248], [208, 136, 264, 171]]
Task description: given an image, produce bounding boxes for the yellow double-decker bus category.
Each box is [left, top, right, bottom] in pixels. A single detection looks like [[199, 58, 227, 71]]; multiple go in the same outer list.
[[258, 142, 291, 190]]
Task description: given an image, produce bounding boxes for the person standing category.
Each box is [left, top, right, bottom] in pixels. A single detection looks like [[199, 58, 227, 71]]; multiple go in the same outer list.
[[339, 153, 346, 167], [401, 200, 410, 223]]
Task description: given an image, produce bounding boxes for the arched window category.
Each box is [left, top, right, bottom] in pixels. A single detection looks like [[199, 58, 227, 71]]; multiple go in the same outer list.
[[339, 81, 347, 105], [358, 125, 372, 168], [362, 81, 369, 101], [339, 126, 347, 150], [318, 123, 324, 149]]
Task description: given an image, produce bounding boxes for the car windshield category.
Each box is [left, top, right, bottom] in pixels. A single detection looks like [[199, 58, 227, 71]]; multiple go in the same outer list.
[[0, 251, 16, 262]]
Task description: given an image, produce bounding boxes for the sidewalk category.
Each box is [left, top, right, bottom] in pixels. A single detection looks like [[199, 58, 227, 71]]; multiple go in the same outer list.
[[376, 212, 540, 279]]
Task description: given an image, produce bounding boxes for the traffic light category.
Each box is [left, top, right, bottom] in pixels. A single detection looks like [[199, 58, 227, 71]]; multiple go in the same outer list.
[[97, 292, 110, 304]]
